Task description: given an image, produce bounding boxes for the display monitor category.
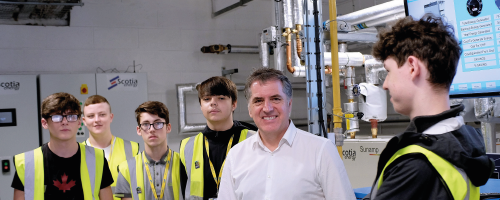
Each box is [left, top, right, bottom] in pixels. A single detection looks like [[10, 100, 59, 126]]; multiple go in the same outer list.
[[405, 0, 500, 98]]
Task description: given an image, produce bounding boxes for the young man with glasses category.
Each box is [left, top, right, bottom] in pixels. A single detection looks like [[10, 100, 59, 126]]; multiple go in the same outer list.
[[82, 95, 140, 200], [114, 101, 182, 200], [179, 76, 257, 200], [12, 92, 114, 200]]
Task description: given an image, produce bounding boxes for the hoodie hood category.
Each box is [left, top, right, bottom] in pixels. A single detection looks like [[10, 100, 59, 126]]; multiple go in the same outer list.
[[377, 104, 494, 186]]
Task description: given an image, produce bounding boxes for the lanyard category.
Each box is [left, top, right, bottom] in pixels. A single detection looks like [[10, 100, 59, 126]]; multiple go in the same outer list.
[[204, 135, 234, 190], [88, 136, 115, 164], [143, 149, 171, 200]]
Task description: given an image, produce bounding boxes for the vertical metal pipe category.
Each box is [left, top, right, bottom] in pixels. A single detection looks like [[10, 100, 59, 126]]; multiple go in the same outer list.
[[328, 0, 343, 158], [481, 122, 497, 153], [283, 0, 294, 28], [274, 0, 285, 72]]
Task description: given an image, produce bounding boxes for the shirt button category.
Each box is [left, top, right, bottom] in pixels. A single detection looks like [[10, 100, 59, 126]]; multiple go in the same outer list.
[[157, 184, 159, 186], [157, 173, 159, 175], [267, 175, 270, 178], [156, 163, 159, 165]]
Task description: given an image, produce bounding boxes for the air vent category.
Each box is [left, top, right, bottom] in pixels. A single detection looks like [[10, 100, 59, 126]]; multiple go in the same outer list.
[[0, 0, 83, 26]]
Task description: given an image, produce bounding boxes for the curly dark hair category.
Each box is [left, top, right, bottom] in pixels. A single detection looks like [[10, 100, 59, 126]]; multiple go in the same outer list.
[[372, 16, 462, 90]]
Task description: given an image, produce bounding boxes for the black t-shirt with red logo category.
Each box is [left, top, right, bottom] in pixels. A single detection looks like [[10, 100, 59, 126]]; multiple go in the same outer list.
[[11, 143, 114, 200]]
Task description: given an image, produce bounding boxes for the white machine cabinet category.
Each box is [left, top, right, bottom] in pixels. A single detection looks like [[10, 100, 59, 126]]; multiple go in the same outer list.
[[342, 137, 391, 188], [39, 73, 148, 148], [96, 73, 148, 146], [39, 74, 97, 144], [0, 75, 40, 199]]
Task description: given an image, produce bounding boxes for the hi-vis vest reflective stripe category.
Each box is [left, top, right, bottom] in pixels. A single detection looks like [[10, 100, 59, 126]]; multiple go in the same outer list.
[[14, 143, 104, 200], [373, 145, 479, 200], [118, 150, 182, 200], [83, 137, 139, 196], [179, 129, 254, 200]]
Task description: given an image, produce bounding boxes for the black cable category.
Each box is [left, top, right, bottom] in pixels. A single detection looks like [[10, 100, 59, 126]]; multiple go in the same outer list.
[[312, 0, 328, 138]]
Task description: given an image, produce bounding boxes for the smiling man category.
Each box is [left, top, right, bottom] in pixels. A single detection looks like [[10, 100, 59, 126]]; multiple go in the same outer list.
[[82, 95, 140, 200], [179, 76, 257, 200], [114, 101, 182, 200], [12, 92, 114, 200], [363, 16, 494, 200], [217, 68, 355, 200]]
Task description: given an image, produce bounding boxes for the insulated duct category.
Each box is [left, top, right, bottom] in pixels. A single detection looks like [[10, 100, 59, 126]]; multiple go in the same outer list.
[[293, 0, 303, 25], [351, 12, 405, 30], [177, 84, 205, 133], [259, 33, 270, 68], [177, 83, 309, 133], [364, 58, 385, 85], [336, 0, 404, 23], [283, 0, 293, 28], [200, 44, 259, 54], [324, 52, 364, 67]]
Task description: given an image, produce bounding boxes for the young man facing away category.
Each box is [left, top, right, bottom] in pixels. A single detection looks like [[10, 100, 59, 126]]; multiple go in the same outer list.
[[364, 16, 494, 199], [12, 92, 114, 200], [180, 76, 257, 200], [114, 101, 182, 200], [82, 95, 140, 200]]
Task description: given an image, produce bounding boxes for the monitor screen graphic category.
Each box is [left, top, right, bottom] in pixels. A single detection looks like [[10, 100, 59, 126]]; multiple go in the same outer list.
[[405, 0, 500, 98]]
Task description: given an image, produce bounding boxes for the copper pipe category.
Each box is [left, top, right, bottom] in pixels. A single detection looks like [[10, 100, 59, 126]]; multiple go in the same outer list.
[[293, 24, 303, 59], [370, 119, 378, 138], [324, 65, 332, 74], [283, 28, 295, 73]]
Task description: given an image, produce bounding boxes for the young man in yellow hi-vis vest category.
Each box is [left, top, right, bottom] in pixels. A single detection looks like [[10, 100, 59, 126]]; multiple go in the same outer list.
[[180, 76, 257, 200], [114, 101, 182, 200], [363, 16, 494, 199], [82, 95, 140, 200], [12, 92, 114, 200]]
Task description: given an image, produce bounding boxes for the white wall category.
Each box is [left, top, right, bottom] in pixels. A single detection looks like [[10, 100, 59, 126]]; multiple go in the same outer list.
[[0, 0, 277, 152], [0, 0, 413, 153]]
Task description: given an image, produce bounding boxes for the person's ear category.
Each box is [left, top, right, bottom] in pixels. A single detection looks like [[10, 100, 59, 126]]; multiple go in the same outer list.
[[41, 118, 49, 129], [407, 56, 422, 81], [136, 126, 142, 136]]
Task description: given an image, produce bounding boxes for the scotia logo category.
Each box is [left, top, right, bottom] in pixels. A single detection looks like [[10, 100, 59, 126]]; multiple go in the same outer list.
[[107, 75, 139, 90], [108, 76, 119, 90], [0, 81, 20, 90]]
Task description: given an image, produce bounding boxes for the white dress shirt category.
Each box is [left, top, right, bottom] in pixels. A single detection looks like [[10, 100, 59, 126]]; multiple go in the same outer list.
[[218, 121, 356, 200]]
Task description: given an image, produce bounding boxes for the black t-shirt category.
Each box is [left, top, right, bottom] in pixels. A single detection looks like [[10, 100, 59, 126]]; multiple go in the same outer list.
[[11, 143, 114, 200], [180, 121, 257, 200]]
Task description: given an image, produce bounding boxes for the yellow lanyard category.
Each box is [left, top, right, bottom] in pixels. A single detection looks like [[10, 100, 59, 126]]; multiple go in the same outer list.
[[143, 149, 171, 200], [88, 136, 115, 164], [204, 135, 234, 190]]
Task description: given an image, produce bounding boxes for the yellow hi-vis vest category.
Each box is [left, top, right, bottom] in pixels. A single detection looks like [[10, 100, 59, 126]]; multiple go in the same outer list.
[[14, 143, 105, 200], [83, 136, 139, 200], [118, 150, 182, 200], [373, 145, 480, 200], [179, 129, 254, 200]]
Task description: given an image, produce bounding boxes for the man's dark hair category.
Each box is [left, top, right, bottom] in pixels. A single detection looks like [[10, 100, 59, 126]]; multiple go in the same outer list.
[[41, 92, 82, 119], [372, 16, 462, 90], [135, 101, 169, 125], [196, 76, 238, 104], [244, 68, 292, 100]]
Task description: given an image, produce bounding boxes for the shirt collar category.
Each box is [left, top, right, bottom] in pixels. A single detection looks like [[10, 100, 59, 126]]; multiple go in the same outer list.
[[143, 147, 170, 164], [253, 120, 297, 151], [422, 116, 464, 135]]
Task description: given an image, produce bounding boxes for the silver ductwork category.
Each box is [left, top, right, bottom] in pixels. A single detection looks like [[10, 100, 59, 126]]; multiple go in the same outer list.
[[259, 33, 270, 68], [336, 0, 404, 23], [283, 0, 293, 28], [177, 84, 205, 133], [351, 12, 405, 30], [177, 83, 310, 133], [474, 97, 500, 153], [364, 58, 385, 85], [293, 0, 303, 25], [324, 52, 364, 67]]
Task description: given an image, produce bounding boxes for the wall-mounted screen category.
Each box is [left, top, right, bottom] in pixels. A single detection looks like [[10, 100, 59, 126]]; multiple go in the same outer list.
[[0, 108, 16, 127], [405, 0, 500, 98]]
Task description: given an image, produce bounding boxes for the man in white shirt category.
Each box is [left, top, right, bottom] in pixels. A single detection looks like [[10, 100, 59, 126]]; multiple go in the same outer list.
[[218, 68, 355, 200]]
